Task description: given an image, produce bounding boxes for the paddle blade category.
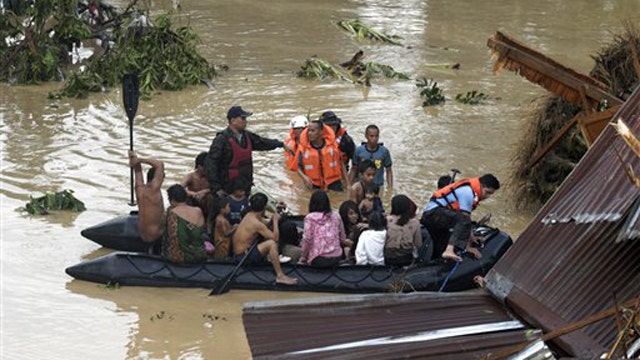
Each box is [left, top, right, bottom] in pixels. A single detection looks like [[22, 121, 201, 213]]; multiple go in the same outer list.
[[122, 74, 140, 123], [209, 275, 231, 296]]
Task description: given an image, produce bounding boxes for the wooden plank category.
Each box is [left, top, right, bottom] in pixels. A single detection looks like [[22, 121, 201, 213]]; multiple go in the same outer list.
[[577, 105, 622, 145], [487, 32, 623, 107], [528, 114, 580, 168]]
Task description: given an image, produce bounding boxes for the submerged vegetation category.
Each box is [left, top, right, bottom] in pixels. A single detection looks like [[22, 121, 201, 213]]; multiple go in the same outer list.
[[335, 19, 402, 45], [416, 78, 445, 106], [23, 189, 86, 215], [455, 90, 490, 105], [297, 50, 409, 86], [1, 0, 218, 99]]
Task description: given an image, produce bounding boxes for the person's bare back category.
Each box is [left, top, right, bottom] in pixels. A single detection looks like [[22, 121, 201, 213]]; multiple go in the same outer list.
[[130, 151, 165, 242]]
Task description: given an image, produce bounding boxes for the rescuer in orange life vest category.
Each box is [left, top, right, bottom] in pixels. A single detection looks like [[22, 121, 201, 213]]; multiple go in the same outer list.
[[296, 121, 349, 191], [319, 110, 356, 173], [284, 115, 309, 171], [420, 174, 500, 262]]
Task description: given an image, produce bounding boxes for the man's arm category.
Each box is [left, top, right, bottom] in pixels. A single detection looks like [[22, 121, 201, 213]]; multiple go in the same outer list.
[[383, 147, 393, 189], [138, 156, 164, 192], [205, 135, 224, 194], [340, 161, 351, 189], [297, 153, 313, 189], [247, 131, 284, 151], [129, 150, 144, 187], [349, 149, 361, 183]]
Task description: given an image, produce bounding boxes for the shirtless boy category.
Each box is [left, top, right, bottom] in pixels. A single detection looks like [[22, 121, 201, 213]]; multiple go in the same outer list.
[[181, 152, 210, 203], [232, 193, 297, 285], [129, 150, 165, 242], [349, 159, 376, 205]]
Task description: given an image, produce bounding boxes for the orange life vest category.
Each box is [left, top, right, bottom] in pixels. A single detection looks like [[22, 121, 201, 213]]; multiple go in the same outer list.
[[430, 177, 482, 212], [298, 125, 343, 190], [284, 129, 299, 171]]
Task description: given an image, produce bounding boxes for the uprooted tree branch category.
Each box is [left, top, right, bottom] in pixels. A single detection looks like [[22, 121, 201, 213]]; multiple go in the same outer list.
[[0, 0, 219, 99]]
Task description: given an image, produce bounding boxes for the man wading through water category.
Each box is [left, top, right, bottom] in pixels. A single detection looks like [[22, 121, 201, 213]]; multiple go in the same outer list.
[[205, 105, 292, 198]]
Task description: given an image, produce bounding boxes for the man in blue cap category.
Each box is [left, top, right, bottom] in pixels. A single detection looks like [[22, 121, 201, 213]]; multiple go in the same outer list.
[[205, 105, 287, 198]]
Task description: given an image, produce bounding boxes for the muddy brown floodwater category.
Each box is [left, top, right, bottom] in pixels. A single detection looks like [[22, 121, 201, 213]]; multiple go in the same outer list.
[[2, 0, 639, 359]]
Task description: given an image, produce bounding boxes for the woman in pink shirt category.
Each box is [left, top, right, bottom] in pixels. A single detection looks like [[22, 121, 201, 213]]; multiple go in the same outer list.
[[299, 190, 347, 267]]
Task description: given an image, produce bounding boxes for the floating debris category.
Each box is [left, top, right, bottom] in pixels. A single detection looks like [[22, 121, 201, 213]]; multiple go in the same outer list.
[[454, 90, 490, 105], [298, 50, 408, 86], [23, 189, 86, 215], [415, 78, 445, 106], [335, 19, 402, 45]]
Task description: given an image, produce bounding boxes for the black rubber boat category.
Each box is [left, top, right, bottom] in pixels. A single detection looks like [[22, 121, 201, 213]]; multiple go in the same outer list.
[[81, 211, 307, 252], [66, 224, 512, 293]]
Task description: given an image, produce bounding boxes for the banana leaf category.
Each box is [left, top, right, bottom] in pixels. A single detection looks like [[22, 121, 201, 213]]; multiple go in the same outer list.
[[336, 19, 402, 45], [23, 189, 86, 215]]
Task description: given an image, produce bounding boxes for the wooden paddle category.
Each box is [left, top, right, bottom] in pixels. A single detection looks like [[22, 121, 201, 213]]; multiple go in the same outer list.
[[209, 240, 259, 296], [122, 74, 140, 206]]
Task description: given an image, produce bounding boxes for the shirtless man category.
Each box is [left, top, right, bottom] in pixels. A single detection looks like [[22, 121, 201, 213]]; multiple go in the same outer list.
[[232, 193, 297, 285], [129, 150, 165, 242]]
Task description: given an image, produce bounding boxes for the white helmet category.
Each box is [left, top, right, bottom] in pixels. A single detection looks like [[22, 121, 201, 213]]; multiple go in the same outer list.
[[290, 115, 309, 129]]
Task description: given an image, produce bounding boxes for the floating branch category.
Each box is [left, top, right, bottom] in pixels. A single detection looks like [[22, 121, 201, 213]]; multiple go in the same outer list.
[[416, 78, 445, 106], [335, 19, 402, 45]]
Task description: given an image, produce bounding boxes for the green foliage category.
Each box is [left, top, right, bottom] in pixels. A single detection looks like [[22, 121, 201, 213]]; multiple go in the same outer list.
[[0, 0, 92, 84], [336, 19, 402, 45], [55, 13, 217, 99], [23, 189, 86, 215], [297, 52, 408, 87], [297, 56, 351, 82], [416, 78, 445, 106], [2, 0, 218, 99], [454, 90, 490, 105]]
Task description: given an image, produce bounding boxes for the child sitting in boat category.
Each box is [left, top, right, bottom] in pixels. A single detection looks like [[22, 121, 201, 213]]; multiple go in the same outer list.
[[355, 211, 387, 266], [227, 178, 249, 225], [384, 195, 422, 267], [359, 183, 385, 219], [212, 197, 236, 259], [349, 159, 376, 205], [339, 200, 365, 262], [299, 190, 349, 268]]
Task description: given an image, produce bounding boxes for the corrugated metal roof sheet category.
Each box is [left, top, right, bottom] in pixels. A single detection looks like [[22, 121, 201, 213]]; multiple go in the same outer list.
[[486, 85, 640, 358], [243, 292, 549, 359], [539, 88, 640, 242]]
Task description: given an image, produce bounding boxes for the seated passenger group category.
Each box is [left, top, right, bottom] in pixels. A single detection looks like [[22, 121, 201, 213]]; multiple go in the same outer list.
[[128, 106, 500, 283]]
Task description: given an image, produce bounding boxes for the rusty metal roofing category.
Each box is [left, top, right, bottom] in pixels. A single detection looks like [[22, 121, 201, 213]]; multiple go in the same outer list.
[[539, 86, 640, 241], [243, 292, 550, 359], [486, 85, 640, 358]]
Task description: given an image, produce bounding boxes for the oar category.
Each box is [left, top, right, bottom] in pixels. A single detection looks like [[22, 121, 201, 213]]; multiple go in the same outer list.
[[209, 240, 259, 296], [122, 73, 140, 206]]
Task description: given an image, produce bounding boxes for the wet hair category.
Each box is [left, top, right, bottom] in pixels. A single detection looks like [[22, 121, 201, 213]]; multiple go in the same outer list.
[[229, 177, 247, 194], [437, 175, 452, 189], [390, 194, 412, 226], [211, 197, 230, 219], [358, 159, 376, 174], [365, 124, 379, 135], [195, 152, 207, 169], [167, 184, 188, 203], [339, 200, 361, 227], [367, 211, 387, 231], [479, 173, 500, 190], [146, 168, 155, 183], [365, 183, 380, 196], [309, 190, 331, 214], [249, 193, 268, 212]]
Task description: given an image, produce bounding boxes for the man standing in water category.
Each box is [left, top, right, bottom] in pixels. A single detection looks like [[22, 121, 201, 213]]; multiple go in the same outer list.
[[129, 150, 165, 243], [421, 174, 500, 262], [233, 193, 297, 285], [205, 105, 289, 198]]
